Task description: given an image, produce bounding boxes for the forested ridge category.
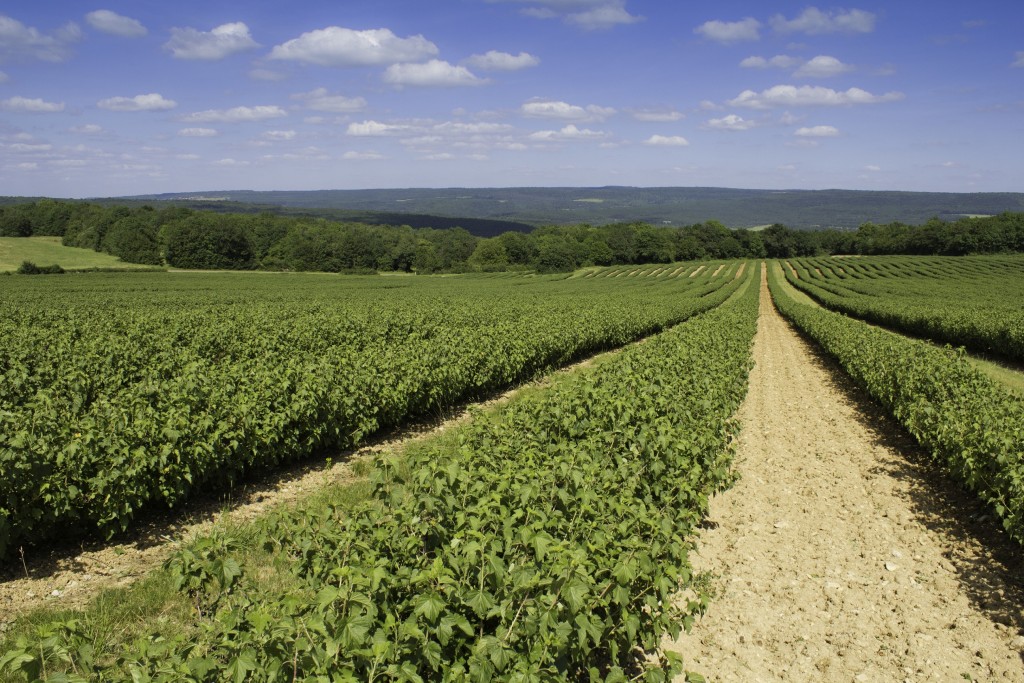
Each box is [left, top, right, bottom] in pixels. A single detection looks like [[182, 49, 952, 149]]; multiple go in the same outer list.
[[2, 199, 1023, 273]]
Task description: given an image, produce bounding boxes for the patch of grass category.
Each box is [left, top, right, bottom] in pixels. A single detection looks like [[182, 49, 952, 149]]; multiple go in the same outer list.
[[0, 237, 154, 272]]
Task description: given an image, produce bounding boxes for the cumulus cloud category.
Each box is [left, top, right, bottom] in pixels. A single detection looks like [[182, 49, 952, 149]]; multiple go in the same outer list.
[[794, 55, 854, 78], [165, 22, 258, 60], [631, 108, 684, 122], [213, 158, 249, 166], [249, 68, 287, 81], [521, 99, 615, 121], [433, 121, 513, 135], [71, 124, 103, 134], [346, 120, 410, 136], [178, 127, 218, 137], [705, 114, 756, 131], [864, 164, 881, 171], [740, 55, 800, 69], [292, 87, 367, 113], [98, 93, 177, 111], [183, 105, 287, 123], [8, 142, 53, 152], [528, 124, 608, 141], [643, 135, 689, 146], [383, 60, 488, 87], [728, 85, 904, 109], [794, 125, 839, 137], [269, 27, 438, 66], [694, 17, 761, 43], [771, 7, 876, 35], [86, 10, 146, 37], [0, 96, 65, 112], [498, 1, 641, 30], [0, 15, 81, 63], [343, 150, 385, 160], [262, 130, 297, 141], [465, 50, 540, 71], [565, 1, 643, 30], [1013, 51, 1024, 68]]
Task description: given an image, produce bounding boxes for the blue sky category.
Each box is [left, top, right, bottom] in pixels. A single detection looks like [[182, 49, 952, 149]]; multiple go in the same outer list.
[[0, 1, 1021, 197]]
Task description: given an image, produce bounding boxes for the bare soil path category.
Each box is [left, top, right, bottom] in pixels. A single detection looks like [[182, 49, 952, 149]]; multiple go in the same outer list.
[[670, 268, 1024, 681]]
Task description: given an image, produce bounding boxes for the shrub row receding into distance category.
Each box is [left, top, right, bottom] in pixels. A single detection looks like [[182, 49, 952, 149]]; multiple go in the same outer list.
[[0, 265, 740, 560], [783, 255, 1024, 363], [768, 263, 1024, 545], [0, 263, 759, 681]]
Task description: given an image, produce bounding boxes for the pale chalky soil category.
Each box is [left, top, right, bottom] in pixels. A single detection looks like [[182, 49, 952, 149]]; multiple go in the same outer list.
[[670, 268, 1024, 681]]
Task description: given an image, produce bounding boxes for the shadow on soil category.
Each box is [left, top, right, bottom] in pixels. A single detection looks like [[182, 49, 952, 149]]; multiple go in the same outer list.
[[791, 324, 1024, 655]]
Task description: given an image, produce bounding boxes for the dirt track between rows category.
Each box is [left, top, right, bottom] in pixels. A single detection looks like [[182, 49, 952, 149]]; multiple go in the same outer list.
[[670, 268, 1024, 681]]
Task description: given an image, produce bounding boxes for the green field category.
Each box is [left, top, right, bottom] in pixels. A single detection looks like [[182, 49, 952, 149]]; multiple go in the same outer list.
[[2, 256, 1022, 681], [0, 237, 156, 272]]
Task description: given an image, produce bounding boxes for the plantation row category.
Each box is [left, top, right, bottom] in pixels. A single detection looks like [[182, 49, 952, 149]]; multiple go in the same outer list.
[[783, 255, 1024, 363], [1, 263, 760, 681], [768, 263, 1024, 544], [0, 266, 744, 560]]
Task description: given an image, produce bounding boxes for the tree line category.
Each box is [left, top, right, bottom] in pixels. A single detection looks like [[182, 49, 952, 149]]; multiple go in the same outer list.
[[1, 199, 1022, 273]]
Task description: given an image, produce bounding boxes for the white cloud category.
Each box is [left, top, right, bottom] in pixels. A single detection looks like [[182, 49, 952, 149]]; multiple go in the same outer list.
[[643, 135, 689, 146], [771, 8, 876, 35], [292, 87, 367, 113], [729, 85, 904, 109], [0, 96, 65, 112], [183, 106, 287, 123], [740, 55, 799, 69], [86, 10, 146, 37], [98, 93, 177, 111], [521, 99, 615, 121], [794, 55, 854, 78], [0, 15, 81, 63], [343, 150, 385, 160], [346, 120, 410, 136], [178, 127, 218, 137], [262, 130, 296, 141], [1013, 51, 1024, 68], [501, 1, 641, 30], [794, 125, 839, 137], [694, 18, 761, 43], [631, 108, 683, 122], [422, 152, 455, 160], [269, 27, 438, 66], [165, 22, 258, 60], [249, 68, 287, 81], [565, 2, 643, 30], [465, 50, 540, 71], [71, 124, 103, 134], [864, 164, 881, 171], [383, 60, 488, 87], [213, 158, 249, 166], [528, 124, 608, 141], [705, 114, 756, 131], [433, 121, 513, 135], [9, 142, 53, 152]]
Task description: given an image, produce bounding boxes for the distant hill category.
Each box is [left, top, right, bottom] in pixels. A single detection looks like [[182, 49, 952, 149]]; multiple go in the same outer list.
[[123, 187, 1024, 231]]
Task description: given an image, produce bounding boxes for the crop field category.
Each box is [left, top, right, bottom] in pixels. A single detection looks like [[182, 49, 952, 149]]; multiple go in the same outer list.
[[770, 257, 1024, 544], [781, 254, 1024, 363], [2, 256, 1023, 681], [0, 262, 744, 560]]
